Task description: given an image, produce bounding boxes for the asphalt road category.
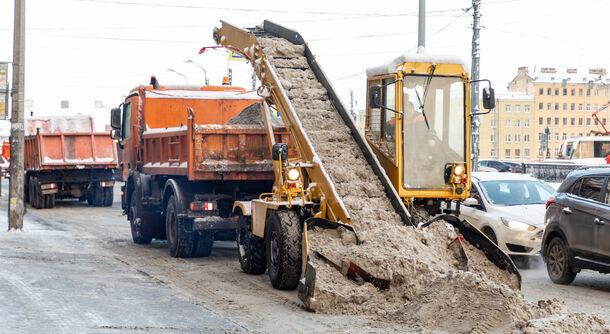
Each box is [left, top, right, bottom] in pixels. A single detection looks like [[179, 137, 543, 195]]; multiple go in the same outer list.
[[0, 180, 609, 333]]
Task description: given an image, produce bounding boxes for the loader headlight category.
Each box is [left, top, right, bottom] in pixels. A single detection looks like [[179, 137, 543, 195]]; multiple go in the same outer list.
[[454, 165, 466, 176], [287, 168, 300, 181], [501, 217, 535, 231]]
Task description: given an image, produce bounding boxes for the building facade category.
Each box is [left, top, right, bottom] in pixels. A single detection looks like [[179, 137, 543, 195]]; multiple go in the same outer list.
[[479, 66, 610, 161]]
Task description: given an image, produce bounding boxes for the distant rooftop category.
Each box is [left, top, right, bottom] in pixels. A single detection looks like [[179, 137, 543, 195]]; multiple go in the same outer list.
[[496, 91, 534, 101], [528, 66, 609, 84]]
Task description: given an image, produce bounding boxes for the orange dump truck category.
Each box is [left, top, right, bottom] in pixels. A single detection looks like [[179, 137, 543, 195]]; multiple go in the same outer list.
[[24, 116, 119, 209], [110, 81, 293, 258]]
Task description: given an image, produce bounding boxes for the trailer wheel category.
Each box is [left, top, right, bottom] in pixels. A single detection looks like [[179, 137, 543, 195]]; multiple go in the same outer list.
[[103, 187, 113, 207], [237, 213, 266, 275], [191, 231, 214, 257], [129, 193, 152, 244], [165, 195, 194, 258], [265, 209, 302, 290]]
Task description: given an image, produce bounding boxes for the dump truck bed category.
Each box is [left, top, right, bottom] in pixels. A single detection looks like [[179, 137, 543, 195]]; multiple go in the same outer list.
[[141, 115, 294, 181], [25, 132, 118, 171]]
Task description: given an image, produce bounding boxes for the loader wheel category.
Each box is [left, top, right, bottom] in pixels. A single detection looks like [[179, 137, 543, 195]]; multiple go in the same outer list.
[[129, 193, 152, 245], [265, 209, 302, 290], [191, 231, 214, 257], [166, 195, 194, 258], [103, 187, 113, 207], [237, 213, 266, 275], [546, 237, 576, 284]]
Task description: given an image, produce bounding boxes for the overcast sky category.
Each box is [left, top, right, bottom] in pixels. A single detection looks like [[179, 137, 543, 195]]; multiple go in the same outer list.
[[0, 0, 608, 132]]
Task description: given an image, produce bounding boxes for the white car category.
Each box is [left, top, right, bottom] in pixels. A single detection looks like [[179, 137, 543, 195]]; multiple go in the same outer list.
[[460, 172, 554, 257]]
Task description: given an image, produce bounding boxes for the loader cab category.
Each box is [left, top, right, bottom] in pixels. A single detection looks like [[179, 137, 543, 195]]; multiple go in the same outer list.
[[365, 51, 487, 213]]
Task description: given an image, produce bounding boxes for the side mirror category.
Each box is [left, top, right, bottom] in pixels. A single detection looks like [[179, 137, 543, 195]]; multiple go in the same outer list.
[[369, 86, 382, 109], [110, 108, 121, 130], [482, 87, 495, 110], [463, 197, 479, 206], [272, 143, 288, 161], [110, 129, 120, 140]]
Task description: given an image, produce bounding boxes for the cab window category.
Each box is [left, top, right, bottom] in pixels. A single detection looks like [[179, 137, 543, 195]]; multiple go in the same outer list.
[[382, 78, 396, 141], [122, 102, 132, 139]]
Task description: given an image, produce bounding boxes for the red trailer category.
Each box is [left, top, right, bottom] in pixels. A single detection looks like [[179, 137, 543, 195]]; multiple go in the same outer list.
[[24, 116, 118, 209]]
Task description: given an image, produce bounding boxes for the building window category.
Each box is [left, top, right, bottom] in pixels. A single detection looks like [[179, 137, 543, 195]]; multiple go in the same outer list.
[[562, 118, 567, 125], [539, 102, 543, 110], [505, 120, 511, 128], [524, 134, 530, 142], [491, 119, 497, 128], [60, 100, 69, 109], [515, 104, 521, 113], [491, 149, 496, 158], [515, 119, 520, 128], [563, 88, 567, 96], [547, 103, 551, 110], [505, 104, 511, 112], [554, 103, 559, 111], [525, 148, 530, 157], [562, 103, 567, 111], [515, 134, 520, 142], [587, 118, 591, 125], [524, 119, 530, 128], [604, 119, 607, 126], [586, 104, 591, 111], [555, 88, 559, 96], [554, 133, 559, 141], [554, 148, 559, 157], [579, 89, 583, 96], [595, 119, 599, 125], [595, 89, 599, 96], [515, 149, 521, 158], [554, 117, 559, 125], [505, 149, 511, 158], [505, 134, 511, 143], [579, 104, 583, 111], [570, 118, 575, 125], [539, 88, 544, 95], [571, 88, 575, 96], [491, 134, 495, 142], [587, 89, 591, 96], [570, 103, 575, 111], [562, 133, 567, 140], [525, 105, 530, 113], [539, 117, 543, 125], [595, 104, 599, 111], [547, 117, 551, 125], [570, 133, 575, 138], [579, 118, 583, 125], [578, 133, 582, 137], [547, 88, 552, 95]]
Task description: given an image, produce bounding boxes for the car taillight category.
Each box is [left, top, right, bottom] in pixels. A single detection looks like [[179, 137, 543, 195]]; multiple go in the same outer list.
[[545, 196, 556, 209], [190, 201, 215, 211]]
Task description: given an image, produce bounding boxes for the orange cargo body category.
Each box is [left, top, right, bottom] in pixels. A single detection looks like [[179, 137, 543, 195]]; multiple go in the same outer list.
[[25, 132, 118, 171]]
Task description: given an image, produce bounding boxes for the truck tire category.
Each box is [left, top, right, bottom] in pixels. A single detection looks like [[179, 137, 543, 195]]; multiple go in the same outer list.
[[44, 194, 55, 209], [93, 186, 104, 206], [103, 187, 113, 207], [129, 193, 152, 244], [265, 209, 302, 290], [33, 177, 44, 209], [237, 213, 267, 275], [165, 195, 194, 258], [191, 231, 214, 257]]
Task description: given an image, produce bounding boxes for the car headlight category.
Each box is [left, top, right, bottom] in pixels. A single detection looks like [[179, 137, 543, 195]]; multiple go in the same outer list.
[[501, 217, 535, 231], [454, 165, 466, 176], [287, 168, 300, 181]]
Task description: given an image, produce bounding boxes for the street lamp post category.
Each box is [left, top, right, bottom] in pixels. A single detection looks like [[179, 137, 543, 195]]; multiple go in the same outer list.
[[184, 59, 209, 86], [167, 68, 188, 85]]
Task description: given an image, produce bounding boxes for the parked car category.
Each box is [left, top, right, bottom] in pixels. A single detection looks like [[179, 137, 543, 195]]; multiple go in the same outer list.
[[477, 159, 512, 172], [460, 172, 554, 258], [542, 167, 610, 284], [502, 161, 524, 173]]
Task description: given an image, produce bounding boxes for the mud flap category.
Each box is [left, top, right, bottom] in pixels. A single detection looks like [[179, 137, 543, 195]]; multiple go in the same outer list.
[[424, 214, 522, 288]]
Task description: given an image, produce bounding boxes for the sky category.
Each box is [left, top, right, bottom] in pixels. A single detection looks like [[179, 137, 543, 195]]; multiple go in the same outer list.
[[0, 0, 608, 134]]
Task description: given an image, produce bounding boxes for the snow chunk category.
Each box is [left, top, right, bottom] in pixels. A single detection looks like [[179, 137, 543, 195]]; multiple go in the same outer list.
[[366, 46, 469, 77]]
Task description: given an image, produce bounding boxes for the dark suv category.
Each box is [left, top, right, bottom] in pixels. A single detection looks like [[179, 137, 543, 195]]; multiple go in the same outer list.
[[542, 168, 610, 284]]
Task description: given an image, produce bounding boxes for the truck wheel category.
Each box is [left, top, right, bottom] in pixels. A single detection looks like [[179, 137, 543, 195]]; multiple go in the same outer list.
[[546, 237, 576, 284], [103, 187, 113, 207], [33, 177, 44, 209], [237, 213, 267, 275], [265, 209, 302, 290], [48, 194, 55, 208], [129, 194, 152, 244], [165, 195, 194, 258], [191, 231, 214, 257], [93, 186, 104, 206]]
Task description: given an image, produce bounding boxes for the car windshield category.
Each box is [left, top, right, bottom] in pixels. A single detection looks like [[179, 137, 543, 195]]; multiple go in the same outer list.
[[480, 180, 554, 206]]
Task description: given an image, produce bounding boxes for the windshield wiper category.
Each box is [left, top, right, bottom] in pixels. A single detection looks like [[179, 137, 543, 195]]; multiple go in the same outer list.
[[414, 64, 436, 130]]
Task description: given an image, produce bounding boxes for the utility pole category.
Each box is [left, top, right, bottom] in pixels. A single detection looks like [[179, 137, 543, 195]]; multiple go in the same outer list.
[[9, 0, 25, 230], [471, 0, 481, 171], [418, 0, 425, 48]]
